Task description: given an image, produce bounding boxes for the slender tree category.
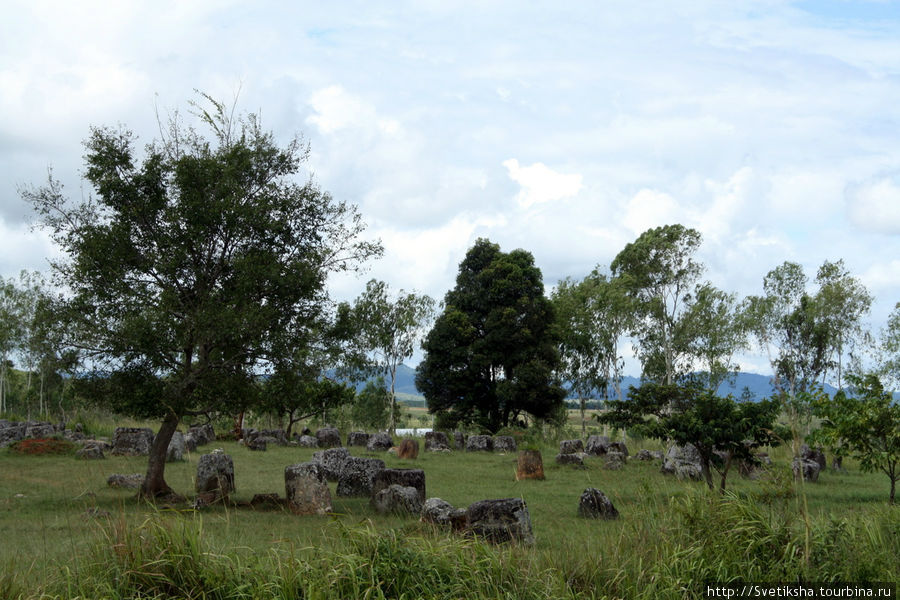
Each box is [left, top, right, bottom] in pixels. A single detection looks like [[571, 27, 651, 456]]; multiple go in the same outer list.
[[23, 95, 381, 499], [351, 279, 435, 433], [610, 224, 703, 384]]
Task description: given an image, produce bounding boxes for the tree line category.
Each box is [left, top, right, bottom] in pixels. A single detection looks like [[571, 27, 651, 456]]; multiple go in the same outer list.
[[9, 95, 900, 502]]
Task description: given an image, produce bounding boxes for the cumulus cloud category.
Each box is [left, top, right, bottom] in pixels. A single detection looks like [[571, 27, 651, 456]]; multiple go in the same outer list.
[[622, 189, 682, 235], [847, 177, 900, 234], [502, 159, 583, 209]]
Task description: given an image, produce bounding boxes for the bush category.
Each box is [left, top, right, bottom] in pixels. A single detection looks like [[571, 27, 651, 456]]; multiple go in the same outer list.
[[9, 438, 77, 456]]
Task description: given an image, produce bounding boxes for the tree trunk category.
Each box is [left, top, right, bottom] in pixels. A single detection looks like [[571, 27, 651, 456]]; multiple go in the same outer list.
[[719, 452, 733, 493], [700, 455, 714, 490], [580, 397, 586, 438], [139, 412, 179, 500], [890, 477, 895, 505], [389, 364, 397, 435]]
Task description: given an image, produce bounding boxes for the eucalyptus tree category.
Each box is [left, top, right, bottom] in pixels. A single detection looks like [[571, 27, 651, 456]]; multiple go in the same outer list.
[[553, 270, 632, 436], [610, 224, 703, 384], [23, 95, 381, 499], [351, 279, 435, 433], [814, 259, 872, 390], [0, 276, 23, 415], [680, 283, 749, 393]]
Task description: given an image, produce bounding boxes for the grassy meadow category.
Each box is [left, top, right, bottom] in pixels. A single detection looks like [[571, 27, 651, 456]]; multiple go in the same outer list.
[[0, 412, 897, 599]]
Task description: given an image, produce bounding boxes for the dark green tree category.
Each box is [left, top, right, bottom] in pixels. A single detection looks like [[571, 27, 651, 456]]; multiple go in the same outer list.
[[351, 377, 391, 430], [23, 95, 381, 499], [812, 373, 900, 504], [598, 381, 779, 491], [416, 238, 565, 432]]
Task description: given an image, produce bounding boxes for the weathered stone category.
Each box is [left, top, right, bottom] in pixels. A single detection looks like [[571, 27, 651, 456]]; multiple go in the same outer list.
[[107, 473, 144, 489], [800, 444, 827, 471], [661, 444, 703, 481], [556, 452, 588, 466], [578, 488, 619, 519], [25, 422, 56, 439], [466, 498, 535, 545], [366, 431, 393, 452], [604, 451, 626, 470], [187, 423, 215, 446], [166, 431, 185, 462], [196, 452, 235, 496], [296, 435, 318, 448], [635, 449, 655, 461], [424, 431, 451, 452], [397, 439, 419, 459], [421, 497, 468, 530], [737, 452, 771, 479], [559, 439, 584, 454], [312, 447, 351, 481], [254, 429, 288, 446], [76, 442, 105, 460], [371, 468, 426, 503], [516, 449, 545, 480], [492, 436, 516, 453], [63, 429, 86, 442], [315, 427, 342, 448], [336, 456, 386, 497], [466, 434, 493, 452], [792, 457, 820, 483], [453, 431, 465, 450], [110, 427, 154, 456], [608, 441, 629, 456], [585, 435, 611, 455], [831, 456, 843, 471], [246, 437, 268, 451], [285, 462, 332, 515], [372, 484, 423, 515], [183, 432, 198, 452], [347, 431, 370, 447], [0, 422, 26, 447]]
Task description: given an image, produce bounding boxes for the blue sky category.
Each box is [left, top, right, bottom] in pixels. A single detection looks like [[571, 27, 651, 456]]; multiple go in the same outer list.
[[1, 1, 899, 374]]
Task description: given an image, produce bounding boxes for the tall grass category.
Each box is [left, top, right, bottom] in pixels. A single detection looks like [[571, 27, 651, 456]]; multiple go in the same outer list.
[[16, 488, 897, 600]]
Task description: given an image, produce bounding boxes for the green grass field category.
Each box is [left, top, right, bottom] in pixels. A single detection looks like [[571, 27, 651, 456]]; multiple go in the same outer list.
[[1, 421, 897, 599]]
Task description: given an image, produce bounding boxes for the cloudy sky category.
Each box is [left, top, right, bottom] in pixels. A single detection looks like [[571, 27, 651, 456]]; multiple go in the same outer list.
[[2, 1, 899, 374]]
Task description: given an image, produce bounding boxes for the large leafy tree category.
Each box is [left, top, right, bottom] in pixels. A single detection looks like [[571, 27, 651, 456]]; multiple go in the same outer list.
[[23, 96, 381, 499], [351, 279, 435, 433], [416, 239, 565, 432], [598, 381, 779, 491], [610, 224, 703, 384]]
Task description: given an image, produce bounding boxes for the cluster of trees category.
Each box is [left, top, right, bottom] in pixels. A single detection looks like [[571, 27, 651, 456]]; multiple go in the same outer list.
[[0, 272, 77, 419], [11, 95, 900, 503]]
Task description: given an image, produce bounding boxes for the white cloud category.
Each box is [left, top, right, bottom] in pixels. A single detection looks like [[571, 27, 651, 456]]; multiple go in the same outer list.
[[623, 188, 682, 235], [502, 159, 583, 209], [847, 177, 900, 234]]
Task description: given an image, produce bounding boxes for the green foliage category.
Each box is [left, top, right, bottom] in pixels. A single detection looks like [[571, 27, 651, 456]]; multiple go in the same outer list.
[[350, 279, 435, 432], [598, 380, 779, 491], [351, 377, 391, 430], [610, 224, 704, 384], [22, 94, 381, 496], [812, 373, 900, 503], [417, 238, 565, 432]]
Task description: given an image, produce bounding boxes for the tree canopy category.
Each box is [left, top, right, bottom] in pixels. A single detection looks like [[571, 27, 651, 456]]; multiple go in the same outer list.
[[416, 238, 565, 432], [23, 95, 381, 498]]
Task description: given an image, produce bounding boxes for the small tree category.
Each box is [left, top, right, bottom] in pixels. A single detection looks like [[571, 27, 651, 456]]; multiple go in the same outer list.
[[598, 381, 779, 491], [812, 373, 900, 504], [351, 377, 391, 430], [351, 279, 434, 434]]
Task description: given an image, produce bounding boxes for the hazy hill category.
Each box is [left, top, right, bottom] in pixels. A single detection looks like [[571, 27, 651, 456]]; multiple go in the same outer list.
[[371, 366, 840, 404]]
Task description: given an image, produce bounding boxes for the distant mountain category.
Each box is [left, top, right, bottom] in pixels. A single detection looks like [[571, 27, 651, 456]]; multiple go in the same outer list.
[[385, 367, 839, 404]]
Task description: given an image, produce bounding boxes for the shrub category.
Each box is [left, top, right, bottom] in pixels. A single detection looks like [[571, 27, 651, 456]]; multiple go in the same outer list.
[[9, 438, 77, 456]]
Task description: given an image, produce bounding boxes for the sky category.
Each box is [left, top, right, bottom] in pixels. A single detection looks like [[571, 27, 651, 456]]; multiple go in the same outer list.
[[1, 1, 899, 375]]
